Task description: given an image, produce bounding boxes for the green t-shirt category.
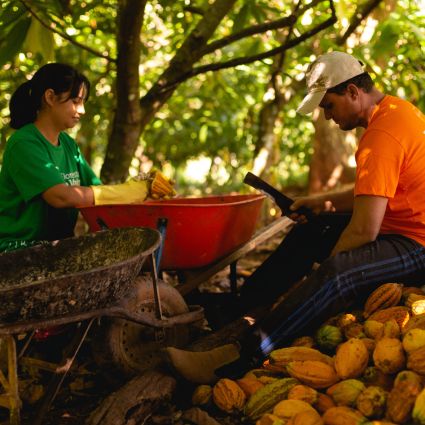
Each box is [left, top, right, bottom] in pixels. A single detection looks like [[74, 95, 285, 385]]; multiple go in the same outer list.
[[0, 123, 101, 252]]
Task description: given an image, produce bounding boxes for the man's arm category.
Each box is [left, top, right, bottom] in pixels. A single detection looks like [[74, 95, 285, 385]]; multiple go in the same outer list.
[[42, 184, 94, 208], [331, 195, 388, 256], [290, 184, 355, 217]]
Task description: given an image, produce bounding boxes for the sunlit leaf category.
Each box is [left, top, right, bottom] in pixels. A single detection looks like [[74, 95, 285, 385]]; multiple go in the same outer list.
[[0, 17, 31, 68]]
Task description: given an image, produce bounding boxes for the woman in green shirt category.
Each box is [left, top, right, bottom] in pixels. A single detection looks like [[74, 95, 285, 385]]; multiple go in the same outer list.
[[0, 63, 102, 252], [0, 63, 175, 252]]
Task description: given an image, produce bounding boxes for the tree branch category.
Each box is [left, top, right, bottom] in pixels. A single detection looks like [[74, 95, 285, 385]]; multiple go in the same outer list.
[[19, 0, 116, 63], [157, 12, 337, 94], [337, 0, 383, 45], [200, 0, 328, 56]]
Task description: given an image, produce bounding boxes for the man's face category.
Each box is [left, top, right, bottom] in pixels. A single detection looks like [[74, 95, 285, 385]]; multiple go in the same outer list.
[[319, 87, 362, 131]]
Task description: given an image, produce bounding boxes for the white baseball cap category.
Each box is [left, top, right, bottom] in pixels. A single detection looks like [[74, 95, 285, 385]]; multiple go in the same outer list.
[[297, 51, 365, 115]]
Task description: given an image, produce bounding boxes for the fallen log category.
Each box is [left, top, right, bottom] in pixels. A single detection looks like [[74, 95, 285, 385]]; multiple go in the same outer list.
[[86, 370, 176, 425]]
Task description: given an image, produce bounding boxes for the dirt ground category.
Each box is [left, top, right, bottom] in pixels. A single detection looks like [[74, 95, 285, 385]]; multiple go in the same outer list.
[[0, 227, 287, 425]]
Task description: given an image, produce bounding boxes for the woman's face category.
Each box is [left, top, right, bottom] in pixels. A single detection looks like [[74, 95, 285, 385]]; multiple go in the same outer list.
[[49, 85, 87, 130]]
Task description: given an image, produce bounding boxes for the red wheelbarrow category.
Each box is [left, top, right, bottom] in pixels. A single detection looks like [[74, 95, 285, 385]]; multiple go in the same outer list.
[[78, 194, 293, 376], [81, 194, 267, 269]]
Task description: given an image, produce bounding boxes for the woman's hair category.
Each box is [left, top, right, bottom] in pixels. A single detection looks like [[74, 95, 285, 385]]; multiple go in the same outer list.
[[9, 63, 90, 129]]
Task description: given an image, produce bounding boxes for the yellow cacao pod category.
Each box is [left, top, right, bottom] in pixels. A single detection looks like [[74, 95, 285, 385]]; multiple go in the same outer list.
[[334, 338, 369, 379], [212, 378, 246, 413], [326, 379, 365, 407], [373, 337, 405, 375], [382, 319, 400, 338], [273, 399, 317, 421], [364, 320, 384, 340], [402, 328, 425, 353], [191, 384, 212, 406], [269, 347, 334, 370], [412, 387, 425, 425], [356, 385, 387, 419]]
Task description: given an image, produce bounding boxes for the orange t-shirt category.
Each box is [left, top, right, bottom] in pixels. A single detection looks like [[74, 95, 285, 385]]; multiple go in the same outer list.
[[355, 95, 425, 247]]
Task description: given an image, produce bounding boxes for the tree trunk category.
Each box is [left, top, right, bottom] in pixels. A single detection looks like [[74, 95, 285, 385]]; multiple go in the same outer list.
[[308, 109, 357, 193], [100, 0, 237, 182], [100, 0, 147, 182]]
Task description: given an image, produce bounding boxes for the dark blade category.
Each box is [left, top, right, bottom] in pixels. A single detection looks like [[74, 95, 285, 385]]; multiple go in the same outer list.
[[243, 172, 313, 218]]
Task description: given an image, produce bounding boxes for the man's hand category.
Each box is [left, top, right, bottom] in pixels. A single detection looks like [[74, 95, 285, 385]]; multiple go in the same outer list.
[[289, 185, 355, 223]]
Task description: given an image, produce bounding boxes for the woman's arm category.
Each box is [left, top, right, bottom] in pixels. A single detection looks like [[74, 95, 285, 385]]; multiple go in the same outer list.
[[42, 183, 94, 208]]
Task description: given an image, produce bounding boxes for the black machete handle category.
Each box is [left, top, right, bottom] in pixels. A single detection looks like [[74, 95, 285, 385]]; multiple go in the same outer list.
[[243, 172, 313, 218]]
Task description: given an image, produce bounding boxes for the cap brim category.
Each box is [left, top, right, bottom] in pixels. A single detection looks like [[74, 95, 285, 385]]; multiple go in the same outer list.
[[296, 90, 326, 115]]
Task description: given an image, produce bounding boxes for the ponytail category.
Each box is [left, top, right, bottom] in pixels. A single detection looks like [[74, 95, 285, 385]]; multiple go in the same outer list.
[[9, 63, 90, 130], [9, 81, 39, 129]]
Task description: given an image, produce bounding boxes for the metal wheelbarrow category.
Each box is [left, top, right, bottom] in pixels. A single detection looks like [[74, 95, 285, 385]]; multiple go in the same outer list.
[[0, 227, 203, 425]]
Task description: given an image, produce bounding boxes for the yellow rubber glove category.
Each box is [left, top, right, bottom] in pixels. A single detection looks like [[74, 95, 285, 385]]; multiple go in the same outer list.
[[91, 179, 150, 205], [150, 170, 177, 199]]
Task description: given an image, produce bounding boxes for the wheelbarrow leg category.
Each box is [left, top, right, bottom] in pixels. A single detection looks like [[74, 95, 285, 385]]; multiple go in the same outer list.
[[0, 335, 21, 425], [33, 319, 95, 425]]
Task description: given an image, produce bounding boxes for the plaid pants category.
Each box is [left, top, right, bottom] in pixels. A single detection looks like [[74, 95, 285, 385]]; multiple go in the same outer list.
[[239, 215, 425, 357]]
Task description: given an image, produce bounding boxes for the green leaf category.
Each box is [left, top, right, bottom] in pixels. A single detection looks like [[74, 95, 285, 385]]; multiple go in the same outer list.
[[23, 18, 55, 62], [0, 17, 32, 68], [232, 3, 250, 34], [372, 21, 400, 59]]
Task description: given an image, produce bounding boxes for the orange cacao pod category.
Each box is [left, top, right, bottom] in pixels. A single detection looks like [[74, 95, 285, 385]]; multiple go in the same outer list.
[[322, 406, 367, 425], [364, 283, 403, 318], [287, 384, 318, 404], [368, 306, 410, 330], [287, 410, 323, 425], [237, 377, 264, 397], [386, 370, 422, 423], [286, 360, 339, 389], [314, 392, 336, 414], [212, 378, 246, 413]]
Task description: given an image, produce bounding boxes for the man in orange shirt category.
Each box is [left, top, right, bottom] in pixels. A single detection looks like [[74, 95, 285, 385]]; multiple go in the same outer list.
[[166, 52, 425, 383]]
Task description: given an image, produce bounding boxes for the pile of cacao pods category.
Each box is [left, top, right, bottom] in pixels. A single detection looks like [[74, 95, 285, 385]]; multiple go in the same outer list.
[[190, 283, 425, 424]]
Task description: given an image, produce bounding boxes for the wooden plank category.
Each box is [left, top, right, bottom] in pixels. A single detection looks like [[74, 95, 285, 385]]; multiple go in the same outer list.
[[177, 216, 292, 295]]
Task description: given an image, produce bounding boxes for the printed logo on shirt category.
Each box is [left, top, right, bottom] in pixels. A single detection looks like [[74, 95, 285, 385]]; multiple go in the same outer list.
[[61, 171, 81, 186]]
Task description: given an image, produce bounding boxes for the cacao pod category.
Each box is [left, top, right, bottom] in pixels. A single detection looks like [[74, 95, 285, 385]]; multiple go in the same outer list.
[[212, 378, 246, 413], [273, 399, 317, 421], [244, 377, 298, 420], [287, 410, 323, 425], [315, 325, 343, 352], [403, 328, 425, 353], [326, 379, 365, 407], [373, 337, 405, 375], [368, 306, 410, 330], [322, 406, 367, 425], [363, 283, 403, 318], [386, 370, 422, 423], [356, 385, 387, 419], [192, 384, 212, 406], [286, 360, 339, 389], [334, 338, 369, 379], [287, 384, 318, 404]]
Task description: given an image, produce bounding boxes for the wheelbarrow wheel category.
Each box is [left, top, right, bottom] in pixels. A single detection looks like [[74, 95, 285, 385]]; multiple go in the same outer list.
[[92, 276, 190, 375]]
